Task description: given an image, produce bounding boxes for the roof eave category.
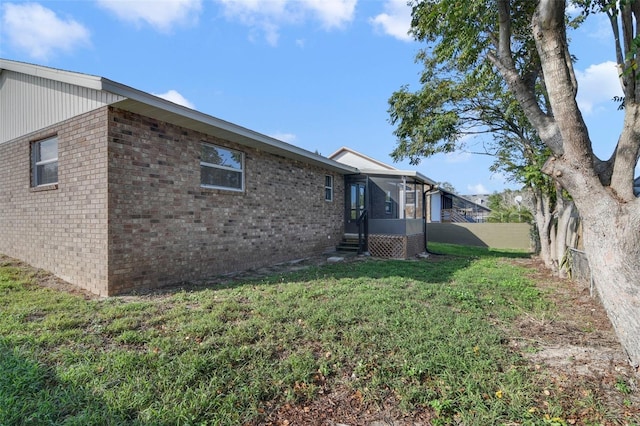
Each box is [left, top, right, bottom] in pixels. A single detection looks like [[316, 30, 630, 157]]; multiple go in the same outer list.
[[100, 79, 358, 174], [0, 59, 356, 174], [357, 169, 437, 186], [0, 58, 103, 90]]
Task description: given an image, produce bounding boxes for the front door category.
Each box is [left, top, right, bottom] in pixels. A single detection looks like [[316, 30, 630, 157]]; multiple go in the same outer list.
[[345, 180, 366, 234]]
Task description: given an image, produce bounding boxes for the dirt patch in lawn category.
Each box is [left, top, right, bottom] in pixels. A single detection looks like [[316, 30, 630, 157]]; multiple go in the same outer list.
[[264, 256, 640, 426], [509, 257, 639, 425]]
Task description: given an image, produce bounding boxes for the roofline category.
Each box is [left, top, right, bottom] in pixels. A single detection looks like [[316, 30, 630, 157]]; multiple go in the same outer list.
[[1, 58, 357, 174], [357, 169, 437, 186], [0, 58, 103, 90], [329, 146, 397, 171], [100, 78, 357, 174], [329, 147, 439, 185]]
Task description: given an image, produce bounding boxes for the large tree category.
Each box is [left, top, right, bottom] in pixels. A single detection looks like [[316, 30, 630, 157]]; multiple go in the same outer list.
[[388, 17, 575, 277], [392, 0, 640, 368], [389, 46, 561, 264]]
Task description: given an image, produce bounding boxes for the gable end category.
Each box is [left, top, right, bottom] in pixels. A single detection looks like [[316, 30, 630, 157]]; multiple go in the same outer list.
[[1, 69, 124, 143]]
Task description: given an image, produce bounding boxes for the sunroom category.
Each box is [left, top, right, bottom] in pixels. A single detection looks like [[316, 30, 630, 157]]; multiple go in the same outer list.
[[343, 170, 436, 259]]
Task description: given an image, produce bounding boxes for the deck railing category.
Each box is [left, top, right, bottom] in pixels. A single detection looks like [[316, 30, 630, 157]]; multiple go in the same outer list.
[[441, 209, 476, 223]]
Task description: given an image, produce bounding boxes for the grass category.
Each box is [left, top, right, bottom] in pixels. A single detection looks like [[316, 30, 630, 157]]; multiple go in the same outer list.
[[0, 246, 612, 425], [427, 241, 531, 258]]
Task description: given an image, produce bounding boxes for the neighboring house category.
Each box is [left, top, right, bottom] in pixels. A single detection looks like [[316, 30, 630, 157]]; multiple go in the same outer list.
[[427, 188, 491, 223], [635, 176, 640, 196], [464, 194, 491, 210], [0, 59, 357, 296], [329, 147, 437, 259]]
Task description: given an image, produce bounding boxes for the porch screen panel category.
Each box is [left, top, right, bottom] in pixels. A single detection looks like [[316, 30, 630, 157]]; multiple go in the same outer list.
[[369, 177, 400, 219], [404, 183, 416, 219], [349, 184, 365, 220]]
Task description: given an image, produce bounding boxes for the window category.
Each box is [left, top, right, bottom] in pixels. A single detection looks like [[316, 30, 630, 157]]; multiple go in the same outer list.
[[385, 190, 393, 214], [406, 191, 416, 205], [325, 175, 333, 201], [32, 137, 58, 187], [200, 143, 244, 191]]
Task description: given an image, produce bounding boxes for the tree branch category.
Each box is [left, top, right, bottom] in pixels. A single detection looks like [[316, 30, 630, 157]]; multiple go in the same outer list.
[[488, 4, 563, 155]]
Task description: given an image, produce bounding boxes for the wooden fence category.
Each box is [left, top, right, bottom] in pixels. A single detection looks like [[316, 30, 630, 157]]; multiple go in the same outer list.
[[427, 223, 532, 251]]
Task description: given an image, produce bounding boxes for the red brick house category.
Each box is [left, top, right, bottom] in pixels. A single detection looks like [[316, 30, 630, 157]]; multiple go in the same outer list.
[[0, 59, 357, 296]]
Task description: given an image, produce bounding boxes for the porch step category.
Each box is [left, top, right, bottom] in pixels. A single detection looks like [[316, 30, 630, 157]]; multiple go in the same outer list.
[[336, 236, 361, 252]]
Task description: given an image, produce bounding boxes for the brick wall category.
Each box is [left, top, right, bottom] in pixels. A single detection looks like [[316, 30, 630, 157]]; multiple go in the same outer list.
[[0, 108, 110, 295], [406, 233, 425, 258], [107, 108, 344, 294]]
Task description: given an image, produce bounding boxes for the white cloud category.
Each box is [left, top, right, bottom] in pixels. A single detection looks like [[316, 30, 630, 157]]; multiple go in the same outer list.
[[214, 0, 356, 46], [153, 90, 195, 109], [302, 0, 357, 29], [269, 132, 297, 143], [1, 2, 90, 60], [369, 0, 412, 42], [575, 61, 623, 114], [96, 0, 202, 32], [467, 183, 488, 194]]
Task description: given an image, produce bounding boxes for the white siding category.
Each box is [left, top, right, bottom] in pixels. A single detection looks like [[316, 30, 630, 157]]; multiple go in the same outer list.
[[0, 70, 124, 143], [332, 150, 396, 170], [430, 194, 442, 222]]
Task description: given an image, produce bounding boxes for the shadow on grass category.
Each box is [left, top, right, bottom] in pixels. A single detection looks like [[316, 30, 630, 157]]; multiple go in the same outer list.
[[0, 340, 141, 425], [0, 246, 541, 425], [164, 243, 533, 295]]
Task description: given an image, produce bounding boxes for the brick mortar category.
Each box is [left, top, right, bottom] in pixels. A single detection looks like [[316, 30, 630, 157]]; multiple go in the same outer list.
[[107, 107, 344, 294], [1, 105, 347, 296], [0, 107, 110, 295]]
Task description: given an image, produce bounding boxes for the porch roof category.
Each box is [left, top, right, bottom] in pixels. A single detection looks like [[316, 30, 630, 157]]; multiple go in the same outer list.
[[358, 169, 438, 186], [329, 146, 437, 186]]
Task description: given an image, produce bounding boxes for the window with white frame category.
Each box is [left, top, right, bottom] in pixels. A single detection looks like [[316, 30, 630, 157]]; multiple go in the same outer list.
[[325, 175, 333, 201], [32, 136, 58, 187], [200, 143, 244, 191]]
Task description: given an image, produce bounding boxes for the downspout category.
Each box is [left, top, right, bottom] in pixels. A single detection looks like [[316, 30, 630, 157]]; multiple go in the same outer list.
[[400, 176, 406, 219], [423, 184, 435, 253], [364, 175, 370, 254]]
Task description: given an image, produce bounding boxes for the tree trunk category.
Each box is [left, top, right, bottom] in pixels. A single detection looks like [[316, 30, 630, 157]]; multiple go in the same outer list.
[[527, 1, 640, 369], [484, 0, 640, 368], [579, 203, 640, 370], [533, 189, 554, 268], [555, 189, 575, 279], [549, 219, 558, 273]]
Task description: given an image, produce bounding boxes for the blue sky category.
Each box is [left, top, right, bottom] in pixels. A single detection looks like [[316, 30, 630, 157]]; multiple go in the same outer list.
[[0, 0, 628, 195]]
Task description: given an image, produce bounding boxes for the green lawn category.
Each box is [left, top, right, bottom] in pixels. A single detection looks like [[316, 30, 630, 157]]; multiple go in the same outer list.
[[0, 246, 608, 425]]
